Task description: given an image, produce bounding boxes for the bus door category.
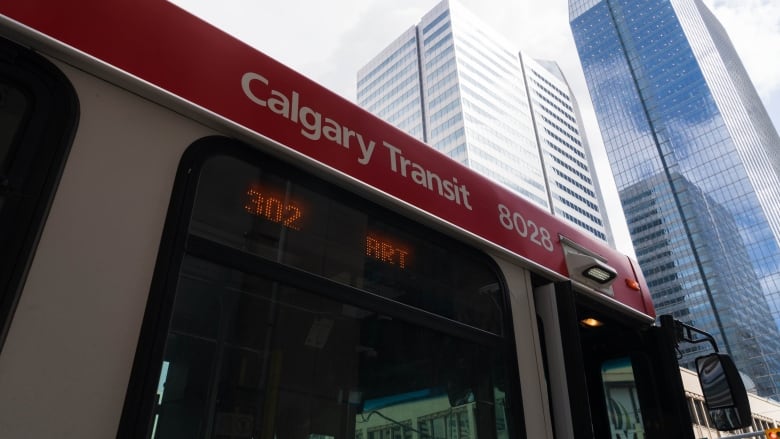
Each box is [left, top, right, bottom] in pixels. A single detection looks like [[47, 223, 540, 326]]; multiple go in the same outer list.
[[534, 281, 694, 439]]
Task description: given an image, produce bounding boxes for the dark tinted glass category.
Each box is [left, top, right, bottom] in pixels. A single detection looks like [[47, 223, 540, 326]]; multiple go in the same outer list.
[[153, 256, 511, 439], [189, 154, 505, 335], [0, 81, 30, 176]]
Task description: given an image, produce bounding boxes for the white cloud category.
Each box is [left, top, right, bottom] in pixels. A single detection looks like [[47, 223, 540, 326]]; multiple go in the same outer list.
[[705, 0, 780, 97], [704, 0, 780, 131]]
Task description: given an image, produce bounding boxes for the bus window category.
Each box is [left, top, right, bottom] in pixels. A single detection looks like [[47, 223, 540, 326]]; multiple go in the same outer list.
[[0, 37, 78, 347], [121, 136, 522, 439], [601, 358, 645, 438]]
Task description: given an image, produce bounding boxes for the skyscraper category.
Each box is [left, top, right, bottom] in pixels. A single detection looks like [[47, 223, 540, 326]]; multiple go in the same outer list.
[[524, 57, 614, 243], [357, 0, 611, 243], [570, 0, 780, 398]]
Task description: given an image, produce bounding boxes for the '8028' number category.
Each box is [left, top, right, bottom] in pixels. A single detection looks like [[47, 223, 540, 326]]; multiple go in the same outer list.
[[498, 204, 554, 252]]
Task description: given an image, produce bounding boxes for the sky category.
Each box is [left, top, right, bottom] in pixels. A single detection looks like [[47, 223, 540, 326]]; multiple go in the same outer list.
[[171, 0, 780, 256]]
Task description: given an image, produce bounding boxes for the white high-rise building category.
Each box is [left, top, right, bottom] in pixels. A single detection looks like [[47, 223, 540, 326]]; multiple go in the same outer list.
[[523, 56, 613, 242], [357, 0, 611, 243]]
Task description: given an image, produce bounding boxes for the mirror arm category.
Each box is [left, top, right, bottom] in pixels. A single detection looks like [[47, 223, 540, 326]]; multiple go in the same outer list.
[[659, 314, 719, 353]]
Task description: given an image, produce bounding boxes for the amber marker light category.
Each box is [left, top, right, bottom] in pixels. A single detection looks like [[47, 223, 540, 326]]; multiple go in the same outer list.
[[580, 318, 604, 328], [625, 279, 641, 291]]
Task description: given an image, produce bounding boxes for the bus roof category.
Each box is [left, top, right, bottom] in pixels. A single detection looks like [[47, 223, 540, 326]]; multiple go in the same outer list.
[[0, 0, 654, 318]]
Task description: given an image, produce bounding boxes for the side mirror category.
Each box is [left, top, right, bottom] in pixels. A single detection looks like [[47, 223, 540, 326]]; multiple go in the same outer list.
[[695, 353, 751, 431]]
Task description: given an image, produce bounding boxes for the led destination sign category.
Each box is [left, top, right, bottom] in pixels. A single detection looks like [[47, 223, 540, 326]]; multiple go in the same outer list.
[[243, 187, 303, 231], [243, 185, 411, 270], [365, 235, 410, 269]]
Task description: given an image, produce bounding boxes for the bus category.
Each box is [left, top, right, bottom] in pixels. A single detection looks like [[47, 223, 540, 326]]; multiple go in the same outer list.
[[0, 1, 750, 438]]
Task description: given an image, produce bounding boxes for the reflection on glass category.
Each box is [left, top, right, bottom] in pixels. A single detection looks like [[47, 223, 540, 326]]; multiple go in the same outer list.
[[696, 353, 749, 430], [151, 256, 510, 439], [572, 0, 780, 399], [601, 358, 645, 439], [356, 392, 508, 439], [697, 354, 733, 409]]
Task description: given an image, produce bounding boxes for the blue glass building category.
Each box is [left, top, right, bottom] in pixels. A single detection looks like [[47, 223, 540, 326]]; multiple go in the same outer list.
[[570, 0, 780, 399]]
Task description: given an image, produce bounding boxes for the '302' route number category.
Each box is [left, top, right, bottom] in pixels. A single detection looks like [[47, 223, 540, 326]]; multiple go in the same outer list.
[[498, 204, 554, 252]]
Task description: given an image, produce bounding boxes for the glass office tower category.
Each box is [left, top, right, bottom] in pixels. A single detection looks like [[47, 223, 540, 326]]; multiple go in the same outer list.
[[570, 0, 780, 399], [358, 0, 610, 243]]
